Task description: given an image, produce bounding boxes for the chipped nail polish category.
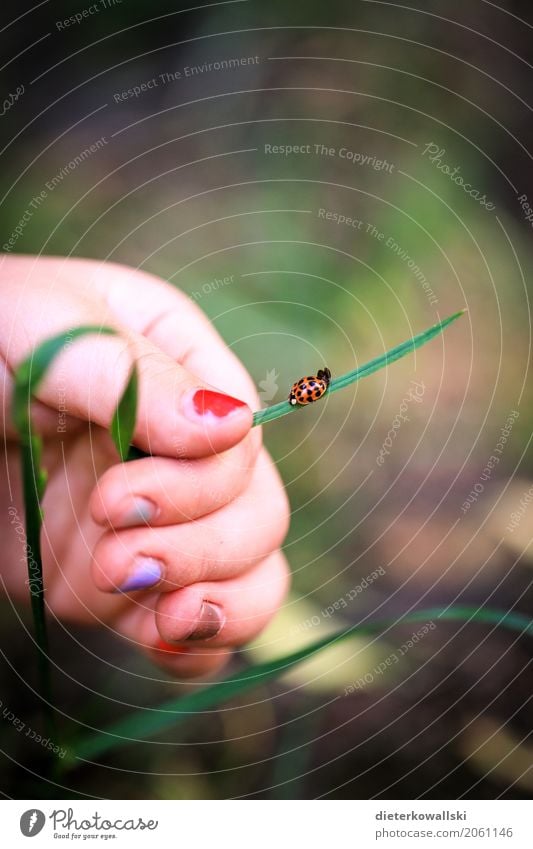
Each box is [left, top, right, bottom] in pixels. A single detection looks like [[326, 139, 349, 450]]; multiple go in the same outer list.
[[119, 556, 163, 592], [185, 601, 225, 641], [185, 388, 248, 420], [120, 497, 159, 528]]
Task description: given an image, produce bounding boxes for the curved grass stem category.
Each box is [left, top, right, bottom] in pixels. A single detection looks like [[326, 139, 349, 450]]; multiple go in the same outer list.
[[253, 310, 466, 427], [70, 603, 532, 762]]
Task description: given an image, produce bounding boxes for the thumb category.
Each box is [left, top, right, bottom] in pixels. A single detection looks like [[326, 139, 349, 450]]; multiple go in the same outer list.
[[27, 327, 253, 459]]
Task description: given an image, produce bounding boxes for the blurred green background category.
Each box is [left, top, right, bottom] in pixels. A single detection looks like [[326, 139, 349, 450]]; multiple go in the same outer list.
[[1, 0, 533, 799]]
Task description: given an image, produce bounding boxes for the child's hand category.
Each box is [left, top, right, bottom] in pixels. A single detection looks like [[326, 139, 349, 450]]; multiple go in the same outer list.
[[0, 255, 290, 678]]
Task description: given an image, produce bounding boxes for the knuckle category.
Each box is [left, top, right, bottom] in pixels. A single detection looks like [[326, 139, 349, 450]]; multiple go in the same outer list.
[[277, 486, 291, 537], [275, 552, 292, 596], [191, 542, 215, 584], [263, 457, 291, 540], [230, 434, 257, 483]]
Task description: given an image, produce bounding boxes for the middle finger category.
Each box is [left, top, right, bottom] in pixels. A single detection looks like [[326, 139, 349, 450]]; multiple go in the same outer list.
[[91, 450, 290, 594]]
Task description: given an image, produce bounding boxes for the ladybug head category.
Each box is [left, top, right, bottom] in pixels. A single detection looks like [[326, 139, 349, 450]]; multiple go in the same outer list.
[[317, 367, 331, 385]]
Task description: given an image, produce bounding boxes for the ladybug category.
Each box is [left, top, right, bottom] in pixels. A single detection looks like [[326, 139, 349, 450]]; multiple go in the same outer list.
[[289, 367, 332, 406]]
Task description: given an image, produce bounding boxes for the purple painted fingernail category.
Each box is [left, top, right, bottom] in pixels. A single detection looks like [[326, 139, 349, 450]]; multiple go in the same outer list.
[[119, 556, 163, 592], [119, 497, 159, 528]]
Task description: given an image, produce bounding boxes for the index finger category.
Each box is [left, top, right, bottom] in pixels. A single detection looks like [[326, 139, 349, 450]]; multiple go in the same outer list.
[[77, 258, 262, 411]]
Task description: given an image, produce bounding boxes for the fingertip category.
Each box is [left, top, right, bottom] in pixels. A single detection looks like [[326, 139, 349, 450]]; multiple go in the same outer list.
[[115, 603, 231, 678], [155, 550, 291, 647], [148, 644, 232, 678], [155, 588, 207, 643], [89, 482, 112, 528]]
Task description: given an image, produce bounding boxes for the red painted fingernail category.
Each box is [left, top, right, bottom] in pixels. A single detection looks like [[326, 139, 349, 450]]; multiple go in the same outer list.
[[154, 638, 192, 654], [189, 389, 247, 418]]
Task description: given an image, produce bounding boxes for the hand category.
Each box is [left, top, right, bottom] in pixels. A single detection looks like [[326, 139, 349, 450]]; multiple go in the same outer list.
[[0, 255, 290, 678]]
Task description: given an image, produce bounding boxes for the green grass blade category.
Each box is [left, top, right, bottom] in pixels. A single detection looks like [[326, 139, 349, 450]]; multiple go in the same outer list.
[[19, 436, 53, 729], [11, 325, 119, 741], [12, 326, 115, 434], [253, 310, 466, 427], [71, 604, 531, 762], [110, 365, 139, 462]]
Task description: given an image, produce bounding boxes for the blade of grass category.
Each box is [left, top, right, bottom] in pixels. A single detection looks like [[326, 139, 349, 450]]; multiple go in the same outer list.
[[71, 604, 532, 762], [124, 310, 466, 459], [12, 326, 116, 426], [110, 365, 139, 462], [12, 326, 118, 740], [253, 310, 466, 427]]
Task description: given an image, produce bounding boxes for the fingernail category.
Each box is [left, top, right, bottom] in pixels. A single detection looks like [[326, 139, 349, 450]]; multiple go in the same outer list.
[[185, 601, 225, 641], [119, 497, 159, 528], [119, 556, 163, 592], [184, 388, 248, 421]]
